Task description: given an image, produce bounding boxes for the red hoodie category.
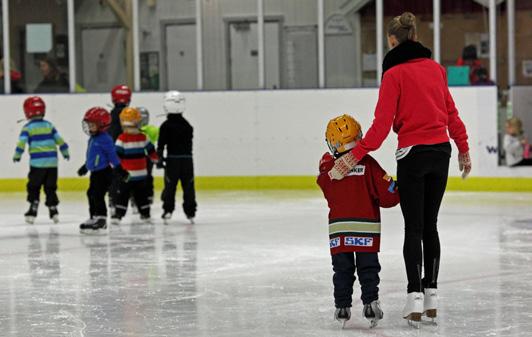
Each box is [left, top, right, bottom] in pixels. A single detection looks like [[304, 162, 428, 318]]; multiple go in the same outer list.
[[352, 58, 469, 161]]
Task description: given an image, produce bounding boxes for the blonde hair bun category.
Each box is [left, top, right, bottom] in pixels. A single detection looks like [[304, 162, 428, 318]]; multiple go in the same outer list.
[[399, 12, 416, 28]]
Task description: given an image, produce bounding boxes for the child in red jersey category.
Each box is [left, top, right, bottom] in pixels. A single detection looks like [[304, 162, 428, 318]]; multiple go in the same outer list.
[[111, 107, 158, 224], [317, 114, 399, 329]]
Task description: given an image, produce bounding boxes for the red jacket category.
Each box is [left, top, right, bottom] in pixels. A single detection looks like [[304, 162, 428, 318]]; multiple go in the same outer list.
[[352, 58, 469, 161], [317, 153, 399, 255]]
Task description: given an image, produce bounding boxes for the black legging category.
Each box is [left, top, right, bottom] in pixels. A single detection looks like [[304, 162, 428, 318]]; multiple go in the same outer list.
[[397, 147, 450, 293]]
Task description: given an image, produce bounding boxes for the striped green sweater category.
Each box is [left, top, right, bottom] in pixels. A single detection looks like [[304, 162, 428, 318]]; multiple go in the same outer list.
[[13, 118, 69, 168]]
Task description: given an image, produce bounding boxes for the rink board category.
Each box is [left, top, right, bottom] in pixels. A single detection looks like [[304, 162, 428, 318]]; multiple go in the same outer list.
[[2, 176, 532, 192], [2, 86, 531, 191]]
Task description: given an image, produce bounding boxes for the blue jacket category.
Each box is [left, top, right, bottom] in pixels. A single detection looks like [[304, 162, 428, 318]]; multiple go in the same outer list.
[[85, 132, 121, 172]]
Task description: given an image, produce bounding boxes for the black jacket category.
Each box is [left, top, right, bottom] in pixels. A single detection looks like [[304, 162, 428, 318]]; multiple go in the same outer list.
[[108, 103, 127, 142], [34, 74, 69, 93], [157, 114, 193, 158]]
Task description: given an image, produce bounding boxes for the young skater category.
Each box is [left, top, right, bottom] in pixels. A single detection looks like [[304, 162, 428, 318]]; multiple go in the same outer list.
[[108, 84, 132, 142], [111, 107, 158, 224], [139, 107, 159, 205], [78, 107, 128, 233], [107, 84, 131, 215], [157, 91, 197, 224], [317, 114, 399, 328], [13, 96, 70, 224]]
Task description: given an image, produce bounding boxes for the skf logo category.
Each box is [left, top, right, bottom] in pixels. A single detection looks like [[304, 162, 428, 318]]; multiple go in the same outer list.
[[345, 237, 373, 247], [330, 237, 340, 248], [347, 165, 365, 176]]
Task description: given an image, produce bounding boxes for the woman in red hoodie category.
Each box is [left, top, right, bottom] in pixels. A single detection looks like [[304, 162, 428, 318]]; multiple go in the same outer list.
[[328, 12, 471, 326]]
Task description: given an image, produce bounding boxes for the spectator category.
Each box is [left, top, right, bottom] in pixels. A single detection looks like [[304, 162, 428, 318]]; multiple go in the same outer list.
[[0, 58, 24, 93], [504, 117, 532, 166], [34, 57, 69, 93], [456, 45, 482, 85], [472, 67, 495, 86]]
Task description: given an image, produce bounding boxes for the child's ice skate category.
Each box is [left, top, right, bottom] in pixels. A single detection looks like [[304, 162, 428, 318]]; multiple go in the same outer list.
[[363, 300, 383, 328], [140, 214, 152, 224], [162, 211, 172, 224], [80, 217, 107, 234], [48, 206, 59, 223], [402, 292, 424, 328], [24, 201, 38, 224], [187, 215, 195, 225], [423, 288, 437, 325], [334, 307, 351, 328], [110, 216, 121, 226]]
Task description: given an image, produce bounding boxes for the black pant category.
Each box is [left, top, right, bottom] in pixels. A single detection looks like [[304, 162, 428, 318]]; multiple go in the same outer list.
[[397, 149, 450, 293], [513, 158, 532, 166], [27, 167, 58, 207], [162, 158, 197, 217], [332, 252, 381, 307], [114, 179, 151, 218], [146, 160, 154, 203], [87, 167, 113, 218]]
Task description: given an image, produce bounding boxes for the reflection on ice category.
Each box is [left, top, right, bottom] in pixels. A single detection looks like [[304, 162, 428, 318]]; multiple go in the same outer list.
[[0, 191, 531, 336]]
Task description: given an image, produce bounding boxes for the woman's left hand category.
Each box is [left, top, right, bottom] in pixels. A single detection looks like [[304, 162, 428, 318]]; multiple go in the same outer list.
[[458, 152, 472, 179], [328, 152, 359, 180]]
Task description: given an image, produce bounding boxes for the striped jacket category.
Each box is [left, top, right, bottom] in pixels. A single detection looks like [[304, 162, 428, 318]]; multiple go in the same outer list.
[[115, 132, 158, 181], [13, 119, 69, 168], [317, 153, 399, 254]]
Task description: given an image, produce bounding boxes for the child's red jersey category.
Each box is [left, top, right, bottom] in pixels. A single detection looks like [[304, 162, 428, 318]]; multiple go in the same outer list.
[[317, 153, 399, 254]]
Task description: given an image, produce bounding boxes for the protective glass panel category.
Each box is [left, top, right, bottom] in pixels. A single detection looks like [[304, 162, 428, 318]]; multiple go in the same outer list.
[[75, 0, 132, 93], [202, 0, 257, 90], [9, 0, 69, 93], [265, 0, 318, 89], [139, 0, 197, 92], [324, 0, 364, 88]]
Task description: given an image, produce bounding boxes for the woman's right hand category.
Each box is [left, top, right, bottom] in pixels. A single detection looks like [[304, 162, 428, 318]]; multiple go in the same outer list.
[[458, 152, 472, 179]]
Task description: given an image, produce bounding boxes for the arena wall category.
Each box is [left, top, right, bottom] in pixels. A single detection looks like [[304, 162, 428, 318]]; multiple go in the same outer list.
[[2, 86, 532, 191]]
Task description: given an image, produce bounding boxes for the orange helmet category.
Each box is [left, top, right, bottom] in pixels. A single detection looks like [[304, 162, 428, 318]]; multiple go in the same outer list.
[[119, 107, 142, 127], [325, 114, 362, 155]]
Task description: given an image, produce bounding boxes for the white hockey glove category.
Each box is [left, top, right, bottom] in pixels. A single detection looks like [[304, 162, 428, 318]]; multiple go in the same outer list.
[[458, 152, 471, 179], [328, 152, 359, 180]]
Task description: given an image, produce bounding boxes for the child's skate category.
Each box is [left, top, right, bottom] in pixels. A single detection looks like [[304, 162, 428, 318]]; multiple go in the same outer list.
[[80, 217, 107, 234], [187, 215, 195, 225], [110, 216, 121, 226], [162, 211, 172, 224], [334, 307, 351, 328], [24, 201, 38, 224], [363, 300, 383, 328], [402, 292, 424, 328], [48, 206, 59, 223], [423, 288, 437, 325], [140, 214, 152, 224]]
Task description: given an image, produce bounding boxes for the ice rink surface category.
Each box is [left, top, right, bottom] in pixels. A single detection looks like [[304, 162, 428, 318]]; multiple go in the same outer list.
[[0, 190, 531, 337]]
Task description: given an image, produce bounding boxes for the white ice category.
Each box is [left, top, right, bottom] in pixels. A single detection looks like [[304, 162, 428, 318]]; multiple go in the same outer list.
[[0, 190, 531, 337]]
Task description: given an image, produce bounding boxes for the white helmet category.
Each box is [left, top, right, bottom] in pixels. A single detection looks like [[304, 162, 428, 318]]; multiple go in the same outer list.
[[138, 107, 150, 127], [163, 90, 185, 114]]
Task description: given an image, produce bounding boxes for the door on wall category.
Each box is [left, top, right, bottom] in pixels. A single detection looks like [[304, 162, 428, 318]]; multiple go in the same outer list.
[[165, 23, 197, 91], [80, 26, 126, 92], [229, 21, 280, 90]]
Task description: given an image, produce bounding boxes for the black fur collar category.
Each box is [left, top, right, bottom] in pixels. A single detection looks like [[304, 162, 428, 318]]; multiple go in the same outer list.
[[382, 40, 432, 76]]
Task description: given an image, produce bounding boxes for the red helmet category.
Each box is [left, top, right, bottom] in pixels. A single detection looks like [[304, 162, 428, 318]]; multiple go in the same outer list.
[[111, 84, 132, 104], [23, 96, 46, 119], [83, 107, 111, 135]]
